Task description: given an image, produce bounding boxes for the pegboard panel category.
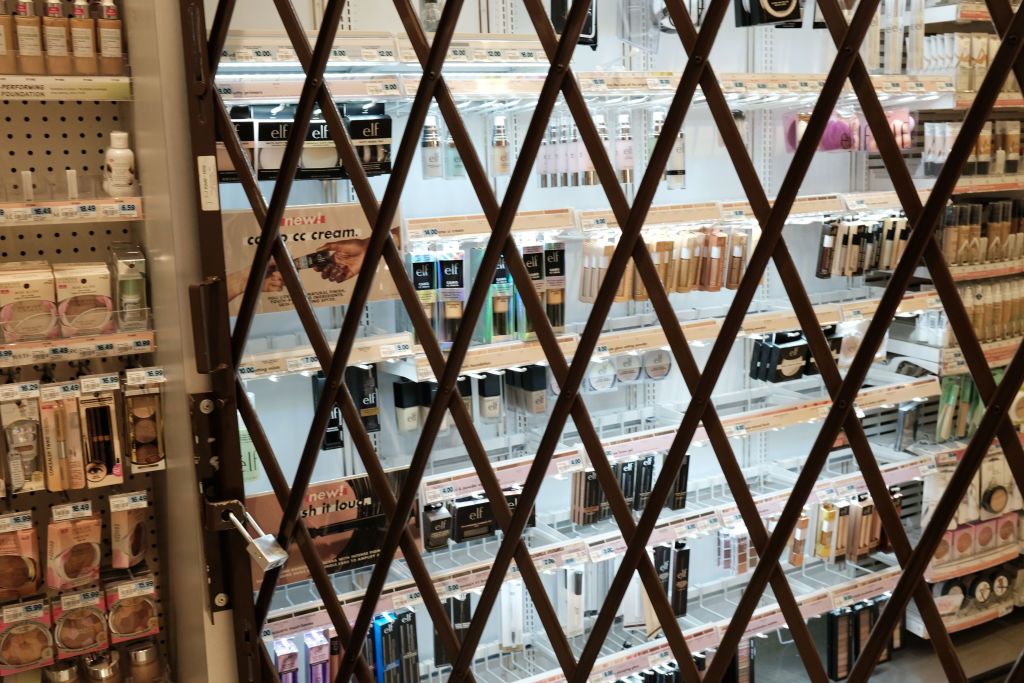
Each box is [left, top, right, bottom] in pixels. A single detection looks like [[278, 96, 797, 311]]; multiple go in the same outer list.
[[1, 100, 141, 262]]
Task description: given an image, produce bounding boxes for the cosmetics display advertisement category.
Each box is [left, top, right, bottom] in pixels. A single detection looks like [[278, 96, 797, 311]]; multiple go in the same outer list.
[[5, 0, 1024, 679]]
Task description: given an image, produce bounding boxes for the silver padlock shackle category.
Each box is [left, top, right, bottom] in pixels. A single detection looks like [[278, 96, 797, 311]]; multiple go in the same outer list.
[[225, 509, 270, 544]]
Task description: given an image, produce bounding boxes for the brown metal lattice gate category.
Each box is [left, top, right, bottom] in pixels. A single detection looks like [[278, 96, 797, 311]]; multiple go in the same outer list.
[[175, 0, 1024, 680]]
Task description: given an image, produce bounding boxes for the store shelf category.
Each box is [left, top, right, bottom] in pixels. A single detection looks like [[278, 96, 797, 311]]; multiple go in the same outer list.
[[907, 597, 1017, 638], [924, 2, 995, 24], [381, 291, 942, 383], [925, 542, 1022, 583], [214, 70, 953, 104], [954, 174, 1024, 193], [887, 336, 1021, 376], [0, 74, 132, 101], [0, 197, 142, 225], [418, 378, 939, 505], [237, 332, 413, 380], [917, 258, 1024, 282], [0, 330, 155, 368], [263, 452, 929, 640]]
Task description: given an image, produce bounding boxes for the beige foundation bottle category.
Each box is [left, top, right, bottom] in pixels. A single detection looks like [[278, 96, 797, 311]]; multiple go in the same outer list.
[[42, 0, 71, 75], [0, 1, 15, 74], [70, 0, 97, 75], [96, 0, 121, 75], [14, 0, 45, 75]]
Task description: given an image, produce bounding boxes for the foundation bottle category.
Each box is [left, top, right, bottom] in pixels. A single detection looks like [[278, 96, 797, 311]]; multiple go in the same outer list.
[[96, 0, 121, 75], [14, 0, 45, 75], [126, 640, 164, 683], [0, 1, 15, 74], [69, 0, 96, 74], [43, 0, 71, 75]]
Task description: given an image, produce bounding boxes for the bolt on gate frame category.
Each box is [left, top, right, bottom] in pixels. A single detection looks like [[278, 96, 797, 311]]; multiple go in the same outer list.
[[176, 0, 1024, 680]]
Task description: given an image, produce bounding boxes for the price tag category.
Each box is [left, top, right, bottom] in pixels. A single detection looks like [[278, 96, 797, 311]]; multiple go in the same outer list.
[[845, 307, 864, 321], [0, 512, 33, 533], [77, 203, 98, 218], [646, 77, 673, 90], [392, 589, 422, 609], [728, 423, 747, 438], [517, 49, 538, 61], [133, 338, 153, 350], [48, 345, 71, 358], [908, 81, 926, 92], [0, 349, 12, 362], [126, 367, 165, 386], [8, 207, 31, 221], [117, 578, 154, 599], [238, 365, 257, 378], [437, 581, 461, 598], [31, 206, 53, 221], [61, 589, 102, 610], [366, 80, 400, 96], [883, 80, 902, 92], [556, 454, 585, 475], [593, 344, 609, 360], [249, 48, 275, 61], [648, 650, 673, 668], [585, 78, 608, 91], [0, 382, 39, 401], [40, 381, 80, 401], [330, 47, 350, 60], [286, 355, 319, 373], [52, 500, 93, 521], [816, 486, 837, 502], [380, 342, 413, 359], [110, 492, 149, 512], [93, 341, 114, 354], [424, 482, 455, 504], [2, 600, 44, 623], [80, 373, 119, 393], [0, 207, 5, 222], [118, 202, 139, 217]]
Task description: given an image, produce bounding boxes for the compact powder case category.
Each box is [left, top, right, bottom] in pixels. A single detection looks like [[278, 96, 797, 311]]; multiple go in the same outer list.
[[0, 621, 52, 668], [300, 145, 339, 169], [55, 543, 100, 584], [983, 485, 1009, 515], [108, 597, 157, 640], [585, 359, 617, 392], [0, 557, 35, 594], [614, 354, 642, 383], [991, 569, 1013, 599], [642, 349, 672, 381], [54, 607, 106, 653], [998, 515, 1016, 544]]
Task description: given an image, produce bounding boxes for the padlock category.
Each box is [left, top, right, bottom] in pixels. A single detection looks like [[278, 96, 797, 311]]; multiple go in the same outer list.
[[226, 510, 289, 572]]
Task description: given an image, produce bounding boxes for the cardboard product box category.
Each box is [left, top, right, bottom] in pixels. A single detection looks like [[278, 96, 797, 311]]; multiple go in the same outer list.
[[52, 263, 114, 337], [0, 263, 58, 342]]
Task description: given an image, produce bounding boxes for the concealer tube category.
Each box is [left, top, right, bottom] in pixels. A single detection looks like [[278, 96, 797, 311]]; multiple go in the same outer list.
[[42, 0, 71, 75], [707, 232, 726, 291]]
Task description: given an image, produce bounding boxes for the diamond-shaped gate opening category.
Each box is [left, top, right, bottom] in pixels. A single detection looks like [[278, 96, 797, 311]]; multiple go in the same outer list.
[[181, 0, 1024, 680]]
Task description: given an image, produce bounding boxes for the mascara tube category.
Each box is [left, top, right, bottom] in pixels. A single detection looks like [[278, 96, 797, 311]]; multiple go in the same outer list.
[[544, 242, 566, 332]]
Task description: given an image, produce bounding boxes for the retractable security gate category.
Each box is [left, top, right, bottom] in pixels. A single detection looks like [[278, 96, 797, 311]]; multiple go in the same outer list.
[[176, 0, 1024, 681]]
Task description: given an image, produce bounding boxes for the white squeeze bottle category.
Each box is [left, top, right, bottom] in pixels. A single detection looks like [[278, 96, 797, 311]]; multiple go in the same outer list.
[[103, 131, 137, 197]]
